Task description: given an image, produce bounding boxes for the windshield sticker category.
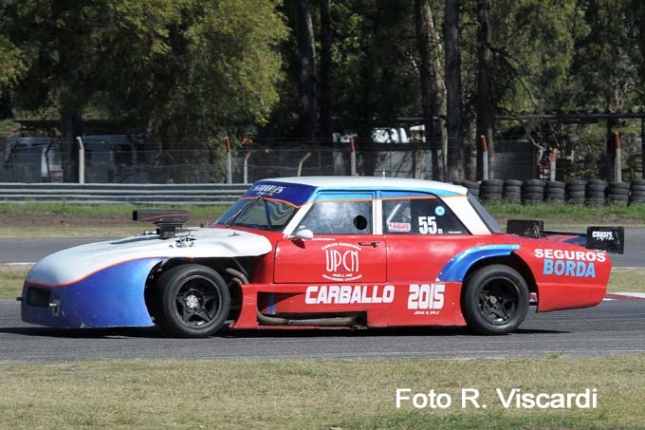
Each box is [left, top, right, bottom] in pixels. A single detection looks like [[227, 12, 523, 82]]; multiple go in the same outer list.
[[435, 206, 446, 216], [388, 222, 411, 233], [242, 181, 315, 206]]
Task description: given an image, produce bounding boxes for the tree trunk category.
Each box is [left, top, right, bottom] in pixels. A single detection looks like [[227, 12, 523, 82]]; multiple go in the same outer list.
[[444, 0, 464, 182], [415, 0, 447, 180], [476, 0, 494, 180], [319, 0, 332, 142], [294, 0, 318, 141], [60, 111, 80, 183]]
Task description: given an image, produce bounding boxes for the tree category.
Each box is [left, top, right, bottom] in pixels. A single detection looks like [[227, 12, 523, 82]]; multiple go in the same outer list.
[[1, 0, 288, 179], [319, 0, 333, 139], [476, 0, 493, 180], [444, 0, 464, 182], [415, 0, 446, 180]]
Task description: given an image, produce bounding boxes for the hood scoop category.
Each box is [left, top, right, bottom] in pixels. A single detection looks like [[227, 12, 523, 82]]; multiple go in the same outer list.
[[133, 209, 190, 239]]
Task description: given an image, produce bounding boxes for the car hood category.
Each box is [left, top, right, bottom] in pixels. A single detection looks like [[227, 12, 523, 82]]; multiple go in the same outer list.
[[26, 227, 273, 286]]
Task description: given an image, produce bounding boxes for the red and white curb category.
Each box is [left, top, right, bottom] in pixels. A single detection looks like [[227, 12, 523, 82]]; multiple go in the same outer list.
[[604, 292, 645, 301]]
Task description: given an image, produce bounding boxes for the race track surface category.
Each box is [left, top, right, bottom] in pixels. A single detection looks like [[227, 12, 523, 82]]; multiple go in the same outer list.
[[1, 231, 644, 363], [1, 300, 644, 363]]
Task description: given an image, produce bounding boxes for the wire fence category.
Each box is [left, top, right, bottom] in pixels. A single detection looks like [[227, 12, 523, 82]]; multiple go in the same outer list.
[[1, 140, 641, 184]]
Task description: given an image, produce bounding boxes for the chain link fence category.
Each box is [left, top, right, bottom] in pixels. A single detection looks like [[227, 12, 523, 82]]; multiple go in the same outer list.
[[1, 138, 640, 184]]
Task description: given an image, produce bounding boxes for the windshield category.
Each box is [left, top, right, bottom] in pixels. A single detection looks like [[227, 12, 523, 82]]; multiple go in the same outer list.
[[215, 197, 298, 232]]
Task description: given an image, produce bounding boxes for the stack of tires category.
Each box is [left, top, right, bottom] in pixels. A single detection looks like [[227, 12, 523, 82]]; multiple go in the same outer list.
[[629, 179, 645, 205], [479, 179, 504, 204], [544, 181, 566, 203], [585, 180, 607, 206], [607, 182, 629, 206], [521, 179, 545, 204], [460, 180, 480, 198], [503, 180, 522, 204], [565, 180, 586, 204]]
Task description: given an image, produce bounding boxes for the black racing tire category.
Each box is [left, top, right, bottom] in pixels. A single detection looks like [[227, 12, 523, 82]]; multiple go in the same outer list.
[[154, 264, 231, 338], [504, 179, 524, 187], [461, 265, 529, 335], [545, 181, 566, 190]]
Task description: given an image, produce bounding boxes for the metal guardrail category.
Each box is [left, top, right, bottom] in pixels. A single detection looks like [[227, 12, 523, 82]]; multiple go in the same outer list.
[[0, 183, 250, 205]]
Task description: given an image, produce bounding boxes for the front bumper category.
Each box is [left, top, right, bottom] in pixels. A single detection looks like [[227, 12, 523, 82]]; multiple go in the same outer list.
[[21, 258, 163, 328]]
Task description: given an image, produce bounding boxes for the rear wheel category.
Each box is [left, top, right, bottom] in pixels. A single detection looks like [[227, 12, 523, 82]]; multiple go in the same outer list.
[[154, 264, 231, 338], [461, 265, 529, 335]]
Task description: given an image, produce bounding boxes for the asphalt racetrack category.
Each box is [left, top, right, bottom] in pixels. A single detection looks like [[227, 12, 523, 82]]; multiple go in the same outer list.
[[0, 230, 644, 363]]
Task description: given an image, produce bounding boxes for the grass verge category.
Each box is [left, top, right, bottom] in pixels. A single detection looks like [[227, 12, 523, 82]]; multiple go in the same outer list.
[[1, 266, 643, 300], [0, 356, 643, 429], [0, 202, 643, 238]]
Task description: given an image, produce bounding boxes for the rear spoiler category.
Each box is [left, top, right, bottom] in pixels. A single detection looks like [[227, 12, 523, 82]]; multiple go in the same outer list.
[[506, 219, 624, 254]]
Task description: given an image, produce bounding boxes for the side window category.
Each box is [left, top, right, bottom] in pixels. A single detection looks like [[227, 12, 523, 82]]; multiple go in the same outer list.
[[383, 195, 468, 235], [298, 201, 372, 235]]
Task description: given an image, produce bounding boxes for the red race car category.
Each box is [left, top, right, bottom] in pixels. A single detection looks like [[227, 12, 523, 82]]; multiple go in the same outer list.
[[20, 177, 624, 337]]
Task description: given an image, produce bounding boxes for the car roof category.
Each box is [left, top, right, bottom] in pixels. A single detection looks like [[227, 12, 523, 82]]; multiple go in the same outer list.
[[263, 176, 468, 196]]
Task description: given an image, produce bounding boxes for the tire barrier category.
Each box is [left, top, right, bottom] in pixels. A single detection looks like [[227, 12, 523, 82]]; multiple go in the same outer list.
[[479, 179, 504, 204], [585, 179, 607, 206], [545, 180, 566, 204], [503, 179, 522, 204], [629, 179, 645, 205], [459, 180, 480, 198], [565, 179, 587, 205], [522, 179, 546, 205], [450, 179, 645, 207], [607, 181, 629, 207]]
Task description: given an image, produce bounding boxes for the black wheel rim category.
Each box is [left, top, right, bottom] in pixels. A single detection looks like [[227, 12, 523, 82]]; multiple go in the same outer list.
[[174, 275, 221, 328], [477, 277, 520, 325]]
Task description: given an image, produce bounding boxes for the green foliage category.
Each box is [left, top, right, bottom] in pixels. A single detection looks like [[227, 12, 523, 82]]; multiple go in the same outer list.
[[0, 0, 288, 143], [490, 0, 585, 112], [321, 0, 421, 133]]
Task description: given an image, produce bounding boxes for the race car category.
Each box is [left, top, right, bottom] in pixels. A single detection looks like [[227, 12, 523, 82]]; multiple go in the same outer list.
[[19, 176, 624, 338]]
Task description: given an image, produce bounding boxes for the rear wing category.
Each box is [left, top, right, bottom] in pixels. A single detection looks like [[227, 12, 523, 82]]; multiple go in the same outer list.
[[506, 219, 624, 254]]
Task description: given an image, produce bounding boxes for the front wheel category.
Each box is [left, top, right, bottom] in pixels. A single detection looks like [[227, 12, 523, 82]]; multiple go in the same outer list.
[[154, 264, 231, 338], [461, 264, 529, 335]]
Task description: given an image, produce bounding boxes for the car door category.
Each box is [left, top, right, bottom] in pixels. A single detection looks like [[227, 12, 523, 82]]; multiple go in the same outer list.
[[382, 191, 472, 282], [274, 191, 386, 284]]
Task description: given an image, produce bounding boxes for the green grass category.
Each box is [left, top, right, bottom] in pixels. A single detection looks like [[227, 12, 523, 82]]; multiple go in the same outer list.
[[486, 202, 645, 226], [0, 202, 228, 217], [0, 356, 643, 429]]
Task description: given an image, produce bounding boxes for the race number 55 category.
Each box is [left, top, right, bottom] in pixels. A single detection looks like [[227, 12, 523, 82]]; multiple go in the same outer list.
[[418, 216, 438, 234], [407, 283, 445, 310]]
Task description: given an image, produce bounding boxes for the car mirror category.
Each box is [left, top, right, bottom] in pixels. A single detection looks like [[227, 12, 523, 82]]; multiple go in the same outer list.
[[291, 229, 314, 241]]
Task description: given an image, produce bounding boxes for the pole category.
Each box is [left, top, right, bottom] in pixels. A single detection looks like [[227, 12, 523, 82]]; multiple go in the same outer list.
[[549, 149, 557, 182], [298, 152, 312, 176], [244, 150, 254, 184], [614, 132, 622, 183], [481, 135, 489, 180], [225, 137, 232, 184], [76, 136, 85, 184], [350, 136, 357, 176]]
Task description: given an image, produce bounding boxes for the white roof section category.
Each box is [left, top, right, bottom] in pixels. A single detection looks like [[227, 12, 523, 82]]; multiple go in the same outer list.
[[262, 176, 468, 195]]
